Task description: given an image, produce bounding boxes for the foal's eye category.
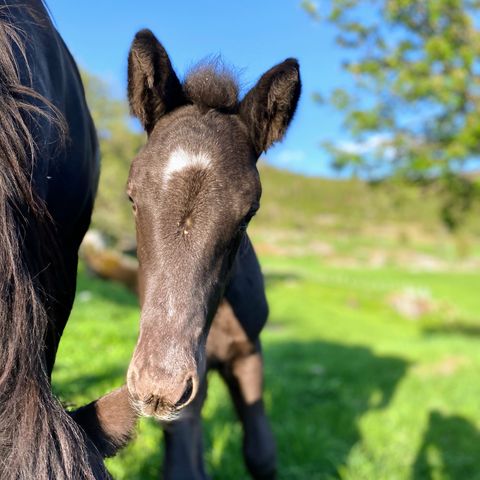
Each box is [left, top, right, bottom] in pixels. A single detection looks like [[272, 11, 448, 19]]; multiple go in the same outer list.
[[239, 204, 259, 231], [128, 195, 137, 213]]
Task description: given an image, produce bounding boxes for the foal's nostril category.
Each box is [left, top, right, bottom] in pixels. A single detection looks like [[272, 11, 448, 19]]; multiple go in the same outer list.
[[175, 377, 194, 409]]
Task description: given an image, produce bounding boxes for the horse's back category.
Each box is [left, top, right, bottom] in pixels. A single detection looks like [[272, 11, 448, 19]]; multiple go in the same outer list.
[[2, 0, 100, 371], [12, 0, 99, 242]]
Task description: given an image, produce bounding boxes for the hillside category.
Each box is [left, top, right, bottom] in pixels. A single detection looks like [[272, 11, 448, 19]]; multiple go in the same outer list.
[[249, 164, 480, 269], [90, 157, 480, 270]]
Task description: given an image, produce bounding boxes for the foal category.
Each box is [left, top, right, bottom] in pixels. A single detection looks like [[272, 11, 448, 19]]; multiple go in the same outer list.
[[126, 30, 300, 479]]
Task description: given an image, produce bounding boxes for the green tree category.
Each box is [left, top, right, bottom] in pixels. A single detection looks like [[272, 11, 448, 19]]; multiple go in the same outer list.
[[308, 0, 480, 229], [81, 71, 144, 241]]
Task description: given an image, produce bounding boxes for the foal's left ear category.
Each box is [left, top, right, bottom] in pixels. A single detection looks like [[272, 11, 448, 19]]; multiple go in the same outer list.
[[240, 58, 301, 156], [128, 29, 185, 134]]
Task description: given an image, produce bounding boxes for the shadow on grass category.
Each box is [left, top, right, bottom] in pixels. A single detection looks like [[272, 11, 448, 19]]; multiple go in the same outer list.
[[57, 269, 408, 478], [66, 338, 407, 479], [423, 323, 480, 338], [412, 411, 480, 480], [201, 339, 409, 479]]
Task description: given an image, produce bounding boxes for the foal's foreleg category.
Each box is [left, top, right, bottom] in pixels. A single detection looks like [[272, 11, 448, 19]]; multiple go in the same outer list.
[[70, 385, 138, 458], [207, 300, 276, 479], [162, 377, 209, 480], [219, 343, 277, 480]]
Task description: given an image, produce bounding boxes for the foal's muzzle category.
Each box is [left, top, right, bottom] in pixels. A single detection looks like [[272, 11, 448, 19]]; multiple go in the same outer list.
[[127, 370, 198, 420], [126, 338, 204, 420]]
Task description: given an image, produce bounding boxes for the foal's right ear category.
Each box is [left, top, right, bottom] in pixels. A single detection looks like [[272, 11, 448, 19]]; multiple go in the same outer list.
[[128, 29, 185, 134], [240, 58, 301, 156]]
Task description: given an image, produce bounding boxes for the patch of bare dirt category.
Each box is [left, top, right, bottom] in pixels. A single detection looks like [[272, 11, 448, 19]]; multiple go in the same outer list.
[[394, 251, 447, 272], [387, 287, 436, 320]]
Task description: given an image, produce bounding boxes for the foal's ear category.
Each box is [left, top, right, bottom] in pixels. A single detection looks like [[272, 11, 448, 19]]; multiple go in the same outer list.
[[128, 29, 185, 134], [240, 58, 301, 155]]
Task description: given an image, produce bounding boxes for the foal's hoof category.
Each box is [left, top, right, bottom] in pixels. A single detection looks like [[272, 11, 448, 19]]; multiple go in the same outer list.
[[243, 423, 277, 480], [163, 467, 211, 480], [248, 467, 276, 480], [245, 458, 276, 480], [163, 461, 211, 480]]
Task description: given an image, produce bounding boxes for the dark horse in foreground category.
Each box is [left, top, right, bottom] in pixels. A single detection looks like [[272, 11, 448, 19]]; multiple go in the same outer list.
[[125, 30, 301, 478], [0, 2, 136, 479]]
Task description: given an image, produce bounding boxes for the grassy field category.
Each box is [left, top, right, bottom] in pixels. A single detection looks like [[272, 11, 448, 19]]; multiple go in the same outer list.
[[78, 74, 480, 478], [53, 252, 480, 480]]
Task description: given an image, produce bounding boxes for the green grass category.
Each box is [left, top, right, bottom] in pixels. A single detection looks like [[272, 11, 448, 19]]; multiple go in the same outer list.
[[52, 256, 480, 480]]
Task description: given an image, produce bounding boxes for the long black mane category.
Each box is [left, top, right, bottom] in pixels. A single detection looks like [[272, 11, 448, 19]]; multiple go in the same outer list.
[[0, 2, 106, 479]]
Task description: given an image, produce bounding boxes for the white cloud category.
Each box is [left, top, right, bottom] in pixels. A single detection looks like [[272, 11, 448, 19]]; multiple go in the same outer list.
[[337, 133, 396, 160]]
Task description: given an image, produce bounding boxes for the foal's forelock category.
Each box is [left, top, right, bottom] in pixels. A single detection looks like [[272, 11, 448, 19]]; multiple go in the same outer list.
[[183, 61, 240, 112]]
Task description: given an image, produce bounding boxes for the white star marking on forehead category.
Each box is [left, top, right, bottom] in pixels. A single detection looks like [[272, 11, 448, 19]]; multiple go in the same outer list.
[[164, 148, 211, 181]]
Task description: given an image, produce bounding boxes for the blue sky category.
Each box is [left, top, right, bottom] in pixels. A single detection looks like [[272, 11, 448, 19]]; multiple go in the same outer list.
[[47, 0, 348, 177]]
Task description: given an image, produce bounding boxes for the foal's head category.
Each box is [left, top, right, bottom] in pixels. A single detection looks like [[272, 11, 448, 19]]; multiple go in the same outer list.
[[126, 30, 300, 420]]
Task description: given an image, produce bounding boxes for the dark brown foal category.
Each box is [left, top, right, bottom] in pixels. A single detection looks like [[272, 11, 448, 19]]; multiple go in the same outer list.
[[124, 29, 300, 479]]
